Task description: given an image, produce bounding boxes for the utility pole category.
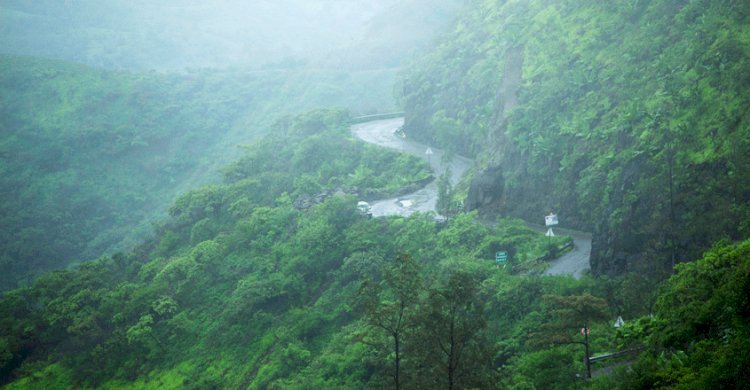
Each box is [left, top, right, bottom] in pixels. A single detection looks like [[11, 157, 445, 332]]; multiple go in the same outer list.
[[582, 323, 591, 379]]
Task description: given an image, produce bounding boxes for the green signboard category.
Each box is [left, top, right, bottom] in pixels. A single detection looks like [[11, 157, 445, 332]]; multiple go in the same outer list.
[[495, 251, 508, 264]]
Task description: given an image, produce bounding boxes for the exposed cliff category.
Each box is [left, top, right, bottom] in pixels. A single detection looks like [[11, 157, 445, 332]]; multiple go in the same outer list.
[[402, 0, 750, 276]]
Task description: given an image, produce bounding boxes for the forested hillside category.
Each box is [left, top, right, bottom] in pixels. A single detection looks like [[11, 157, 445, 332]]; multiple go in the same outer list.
[[2, 0, 749, 388], [0, 55, 399, 290], [0, 110, 567, 388], [0, 0, 467, 290], [401, 0, 750, 277], [2, 110, 746, 388]]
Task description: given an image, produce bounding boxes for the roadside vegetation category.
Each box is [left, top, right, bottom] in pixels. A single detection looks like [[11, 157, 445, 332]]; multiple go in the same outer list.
[[1, 0, 748, 388], [402, 0, 750, 277], [2, 111, 744, 388]]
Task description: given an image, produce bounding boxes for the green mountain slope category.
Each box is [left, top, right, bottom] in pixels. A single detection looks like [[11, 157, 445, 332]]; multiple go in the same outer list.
[[401, 0, 750, 277], [606, 238, 750, 388], [0, 110, 564, 388], [0, 109, 746, 388], [0, 55, 400, 290], [2, 1, 750, 387], [0, 0, 467, 290], [0, 55, 258, 289], [3, 111, 744, 388]]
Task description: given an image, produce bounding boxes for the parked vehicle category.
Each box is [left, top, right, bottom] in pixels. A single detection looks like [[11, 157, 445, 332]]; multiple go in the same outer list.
[[357, 201, 372, 218]]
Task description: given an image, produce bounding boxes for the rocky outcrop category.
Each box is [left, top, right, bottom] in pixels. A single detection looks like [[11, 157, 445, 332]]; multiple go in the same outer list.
[[589, 159, 639, 276], [465, 165, 504, 214], [404, 0, 750, 279], [293, 189, 347, 210]]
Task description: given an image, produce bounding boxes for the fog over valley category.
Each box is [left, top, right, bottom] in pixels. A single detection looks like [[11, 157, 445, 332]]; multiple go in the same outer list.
[[1, 0, 463, 70], [0, 1, 748, 388]]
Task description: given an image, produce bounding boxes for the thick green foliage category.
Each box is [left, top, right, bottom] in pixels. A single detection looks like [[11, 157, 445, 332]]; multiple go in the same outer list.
[[0, 110, 594, 388], [596, 238, 750, 388], [0, 55, 401, 290], [0, 55, 270, 289], [5, 0, 749, 385], [402, 0, 750, 276], [5, 104, 748, 388]]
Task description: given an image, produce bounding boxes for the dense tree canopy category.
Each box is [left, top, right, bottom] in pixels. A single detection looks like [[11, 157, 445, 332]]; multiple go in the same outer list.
[[0, 55, 399, 290], [401, 0, 750, 277], [2, 0, 749, 388], [0, 110, 566, 388]]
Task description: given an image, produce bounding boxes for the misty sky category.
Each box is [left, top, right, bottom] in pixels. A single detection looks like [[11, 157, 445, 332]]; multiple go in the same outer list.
[[0, 0, 462, 70]]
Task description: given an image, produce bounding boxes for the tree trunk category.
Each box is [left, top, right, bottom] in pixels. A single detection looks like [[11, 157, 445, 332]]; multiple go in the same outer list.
[[583, 322, 591, 379], [448, 312, 456, 390], [394, 332, 401, 390]]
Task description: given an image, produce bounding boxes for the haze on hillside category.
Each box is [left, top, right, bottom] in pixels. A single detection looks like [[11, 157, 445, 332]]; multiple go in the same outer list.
[[1, 0, 749, 388], [0, 0, 464, 70], [0, 0, 466, 290]]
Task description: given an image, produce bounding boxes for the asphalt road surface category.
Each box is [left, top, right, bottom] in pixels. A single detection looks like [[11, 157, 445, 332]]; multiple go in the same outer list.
[[352, 118, 591, 278], [351, 118, 471, 218], [539, 226, 592, 278]]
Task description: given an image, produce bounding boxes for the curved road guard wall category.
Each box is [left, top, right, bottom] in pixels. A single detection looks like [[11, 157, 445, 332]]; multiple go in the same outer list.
[[350, 112, 405, 124], [352, 117, 591, 278]]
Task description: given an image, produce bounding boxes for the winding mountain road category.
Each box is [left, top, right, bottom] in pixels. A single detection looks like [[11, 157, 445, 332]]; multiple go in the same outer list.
[[351, 118, 472, 218], [539, 226, 592, 278], [351, 117, 591, 278]]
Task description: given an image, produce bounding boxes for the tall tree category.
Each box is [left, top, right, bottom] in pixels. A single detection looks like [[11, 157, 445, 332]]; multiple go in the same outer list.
[[419, 271, 495, 389], [359, 253, 422, 389], [531, 292, 610, 378]]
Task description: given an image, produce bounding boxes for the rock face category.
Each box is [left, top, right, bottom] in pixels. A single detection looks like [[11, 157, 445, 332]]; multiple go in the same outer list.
[[589, 159, 643, 276], [403, 0, 750, 279], [465, 165, 504, 214]]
